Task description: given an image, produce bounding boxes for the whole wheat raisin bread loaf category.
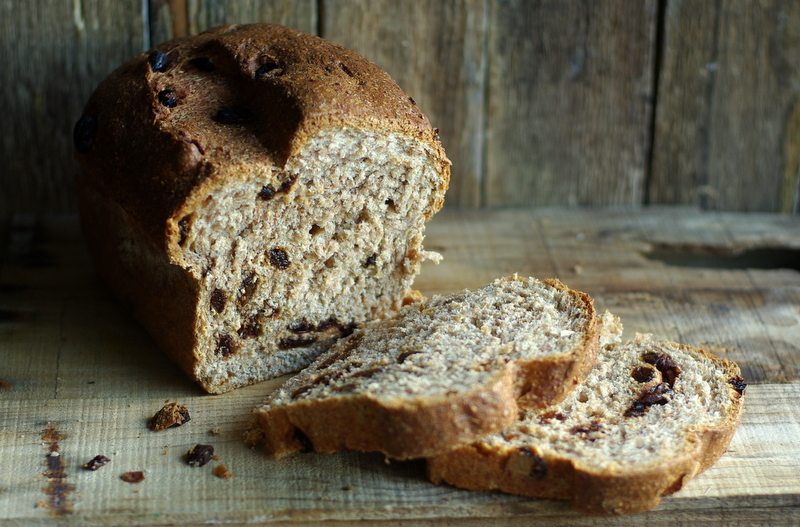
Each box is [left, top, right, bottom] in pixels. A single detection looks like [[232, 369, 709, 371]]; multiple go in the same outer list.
[[73, 24, 450, 393], [250, 276, 616, 460], [426, 334, 747, 516]]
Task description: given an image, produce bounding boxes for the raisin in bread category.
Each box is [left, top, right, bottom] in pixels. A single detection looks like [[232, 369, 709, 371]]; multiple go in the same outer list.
[[250, 276, 610, 460], [426, 334, 747, 516], [73, 24, 450, 393]]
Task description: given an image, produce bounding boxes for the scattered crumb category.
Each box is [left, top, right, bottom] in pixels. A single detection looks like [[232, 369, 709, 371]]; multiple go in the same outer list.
[[572, 265, 583, 275], [209, 427, 221, 436], [48, 451, 60, 457], [342, 485, 354, 491], [212, 464, 233, 479], [212, 455, 219, 461], [120, 471, 145, 483], [320, 496, 330, 501], [36, 500, 48, 508], [77, 419, 84, 423], [162, 450, 168, 455], [0, 380, 12, 389], [149, 402, 191, 431], [133, 489, 141, 493]]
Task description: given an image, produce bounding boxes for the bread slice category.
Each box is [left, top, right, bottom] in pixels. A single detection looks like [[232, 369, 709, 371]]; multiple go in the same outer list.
[[250, 275, 607, 460], [74, 24, 450, 393], [426, 334, 747, 516]]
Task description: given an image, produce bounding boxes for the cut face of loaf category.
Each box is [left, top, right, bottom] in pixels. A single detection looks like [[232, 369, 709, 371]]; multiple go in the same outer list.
[[251, 276, 605, 460], [74, 24, 450, 393], [426, 334, 747, 516]]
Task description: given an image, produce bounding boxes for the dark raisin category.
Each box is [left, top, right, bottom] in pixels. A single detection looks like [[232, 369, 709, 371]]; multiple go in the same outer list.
[[397, 350, 422, 364], [346, 367, 382, 380], [291, 385, 313, 399], [264, 301, 280, 318], [337, 62, 355, 77], [289, 318, 314, 333], [120, 471, 145, 483], [148, 50, 168, 72], [278, 174, 297, 193], [539, 411, 567, 421], [215, 106, 252, 124], [278, 336, 317, 350], [188, 57, 215, 72], [258, 184, 276, 201], [178, 217, 190, 246], [339, 323, 356, 338], [269, 248, 290, 269], [519, 448, 547, 479], [149, 402, 191, 431], [631, 365, 655, 383], [238, 313, 263, 339], [729, 376, 747, 396], [642, 351, 681, 387], [294, 428, 314, 453], [83, 455, 111, 471], [316, 340, 359, 369], [210, 289, 227, 313], [187, 444, 214, 467], [624, 382, 672, 417], [569, 421, 603, 437], [237, 273, 258, 306], [255, 62, 280, 79], [363, 254, 377, 268], [158, 89, 178, 108], [315, 317, 338, 332], [73, 115, 98, 153], [216, 334, 236, 358]]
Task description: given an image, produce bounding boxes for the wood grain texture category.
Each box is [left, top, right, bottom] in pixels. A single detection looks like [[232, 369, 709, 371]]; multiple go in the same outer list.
[[484, 0, 658, 207], [0, 0, 146, 214], [1, 209, 800, 525], [188, 0, 317, 35], [650, 0, 800, 212], [321, 0, 488, 207]]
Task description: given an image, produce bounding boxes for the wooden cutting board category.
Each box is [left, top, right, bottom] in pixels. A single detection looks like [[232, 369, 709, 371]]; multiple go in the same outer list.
[[2, 207, 800, 526]]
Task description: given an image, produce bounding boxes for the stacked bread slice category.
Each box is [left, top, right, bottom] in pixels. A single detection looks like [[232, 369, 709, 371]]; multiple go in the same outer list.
[[251, 275, 746, 516]]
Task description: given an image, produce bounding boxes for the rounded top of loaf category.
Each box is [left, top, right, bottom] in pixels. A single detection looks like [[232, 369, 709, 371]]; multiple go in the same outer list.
[[74, 23, 448, 248]]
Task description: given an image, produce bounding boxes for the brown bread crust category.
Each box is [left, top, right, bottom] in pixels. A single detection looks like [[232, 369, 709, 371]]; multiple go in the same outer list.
[[252, 276, 603, 460], [426, 338, 746, 516], [75, 23, 449, 392]]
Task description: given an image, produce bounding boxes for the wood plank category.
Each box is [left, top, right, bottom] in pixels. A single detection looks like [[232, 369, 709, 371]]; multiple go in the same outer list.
[[650, 0, 800, 213], [484, 0, 658, 207], [321, 0, 488, 207], [2, 209, 800, 525], [188, 0, 317, 36], [0, 0, 146, 214]]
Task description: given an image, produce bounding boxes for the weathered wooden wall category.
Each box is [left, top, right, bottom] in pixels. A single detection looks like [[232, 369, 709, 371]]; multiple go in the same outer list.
[[2, 0, 800, 214]]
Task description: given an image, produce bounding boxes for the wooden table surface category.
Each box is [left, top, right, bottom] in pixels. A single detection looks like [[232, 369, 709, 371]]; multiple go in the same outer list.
[[2, 207, 800, 526]]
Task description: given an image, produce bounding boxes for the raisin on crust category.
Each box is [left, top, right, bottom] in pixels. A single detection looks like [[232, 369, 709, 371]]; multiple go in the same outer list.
[[74, 24, 450, 393]]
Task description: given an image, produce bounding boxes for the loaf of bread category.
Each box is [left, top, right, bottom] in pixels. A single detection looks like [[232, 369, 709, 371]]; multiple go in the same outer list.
[[426, 334, 747, 516], [250, 276, 611, 460], [73, 24, 450, 393]]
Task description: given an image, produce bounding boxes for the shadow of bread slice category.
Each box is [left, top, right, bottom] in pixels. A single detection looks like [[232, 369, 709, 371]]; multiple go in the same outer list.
[[74, 24, 450, 393], [251, 275, 604, 460], [426, 334, 747, 516]]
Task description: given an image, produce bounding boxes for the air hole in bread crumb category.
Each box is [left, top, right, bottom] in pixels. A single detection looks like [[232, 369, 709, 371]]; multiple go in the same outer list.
[[309, 224, 324, 236], [385, 199, 398, 213], [324, 256, 336, 268], [577, 392, 589, 403]]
